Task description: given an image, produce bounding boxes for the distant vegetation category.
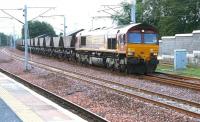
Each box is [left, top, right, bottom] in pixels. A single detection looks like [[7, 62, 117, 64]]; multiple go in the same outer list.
[[22, 21, 56, 38], [112, 0, 200, 36], [0, 33, 10, 46]]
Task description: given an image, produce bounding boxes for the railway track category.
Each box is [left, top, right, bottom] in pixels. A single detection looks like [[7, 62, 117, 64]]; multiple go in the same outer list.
[[0, 68, 107, 122], [142, 73, 200, 91], [2, 49, 200, 118], [156, 72, 200, 82]]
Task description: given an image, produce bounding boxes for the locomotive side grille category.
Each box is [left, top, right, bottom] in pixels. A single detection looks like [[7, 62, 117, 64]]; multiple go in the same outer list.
[[81, 36, 86, 46], [107, 38, 116, 49]]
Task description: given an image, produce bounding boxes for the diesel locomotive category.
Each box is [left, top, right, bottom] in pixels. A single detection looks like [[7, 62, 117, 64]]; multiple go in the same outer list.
[[17, 23, 159, 74]]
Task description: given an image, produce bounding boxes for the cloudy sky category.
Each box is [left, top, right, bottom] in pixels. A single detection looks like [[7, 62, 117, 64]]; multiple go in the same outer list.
[[0, 0, 129, 37]]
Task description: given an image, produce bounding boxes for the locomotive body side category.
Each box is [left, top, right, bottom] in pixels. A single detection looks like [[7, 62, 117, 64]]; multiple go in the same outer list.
[[76, 29, 117, 53]]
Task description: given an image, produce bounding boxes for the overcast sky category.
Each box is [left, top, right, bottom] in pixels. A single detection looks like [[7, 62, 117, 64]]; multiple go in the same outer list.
[[0, 0, 129, 37]]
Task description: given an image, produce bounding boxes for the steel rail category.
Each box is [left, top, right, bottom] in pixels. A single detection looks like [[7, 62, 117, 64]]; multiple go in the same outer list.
[[143, 74, 200, 91], [0, 68, 108, 122], [155, 72, 200, 81]]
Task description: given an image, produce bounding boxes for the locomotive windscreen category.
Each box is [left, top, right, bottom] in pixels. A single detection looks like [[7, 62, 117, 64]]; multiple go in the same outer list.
[[128, 32, 157, 44], [128, 33, 141, 43], [144, 34, 157, 44]]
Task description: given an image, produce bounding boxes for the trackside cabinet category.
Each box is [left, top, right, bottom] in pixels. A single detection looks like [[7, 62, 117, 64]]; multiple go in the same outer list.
[[174, 49, 187, 70]]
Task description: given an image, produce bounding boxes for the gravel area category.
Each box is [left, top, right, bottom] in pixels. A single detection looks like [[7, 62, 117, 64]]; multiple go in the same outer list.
[[0, 48, 200, 121], [8, 48, 200, 104]]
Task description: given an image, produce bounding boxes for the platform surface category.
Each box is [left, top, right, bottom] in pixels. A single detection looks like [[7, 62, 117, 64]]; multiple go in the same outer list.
[[0, 72, 87, 122]]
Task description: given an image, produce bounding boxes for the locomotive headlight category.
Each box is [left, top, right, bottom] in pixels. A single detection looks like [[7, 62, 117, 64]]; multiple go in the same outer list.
[[128, 52, 135, 56], [150, 49, 154, 53], [153, 52, 158, 56], [128, 48, 135, 56]]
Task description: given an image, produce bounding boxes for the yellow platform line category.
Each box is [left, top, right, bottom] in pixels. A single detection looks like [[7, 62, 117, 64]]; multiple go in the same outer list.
[[0, 86, 43, 122]]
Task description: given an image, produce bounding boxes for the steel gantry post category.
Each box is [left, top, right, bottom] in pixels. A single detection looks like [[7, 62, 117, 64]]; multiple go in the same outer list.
[[131, 0, 136, 23], [24, 5, 29, 71], [64, 16, 66, 37]]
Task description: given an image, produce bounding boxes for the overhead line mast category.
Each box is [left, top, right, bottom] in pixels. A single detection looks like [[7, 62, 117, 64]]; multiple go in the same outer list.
[[24, 5, 29, 70], [0, 6, 55, 71], [131, 0, 136, 23], [23, 5, 55, 71]]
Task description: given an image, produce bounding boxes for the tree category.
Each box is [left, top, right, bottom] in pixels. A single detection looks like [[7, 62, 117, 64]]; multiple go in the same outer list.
[[111, 2, 131, 25], [112, 0, 200, 36], [142, 0, 200, 36], [111, 0, 144, 25], [0, 33, 10, 46], [22, 21, 56, 38]]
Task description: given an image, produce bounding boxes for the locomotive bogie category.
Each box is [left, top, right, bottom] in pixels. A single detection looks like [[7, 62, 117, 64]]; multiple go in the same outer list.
[[90, 57, 104, 66]]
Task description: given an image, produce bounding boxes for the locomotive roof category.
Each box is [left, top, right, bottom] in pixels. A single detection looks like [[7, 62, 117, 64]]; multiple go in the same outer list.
[[77, 23, 157, 36]]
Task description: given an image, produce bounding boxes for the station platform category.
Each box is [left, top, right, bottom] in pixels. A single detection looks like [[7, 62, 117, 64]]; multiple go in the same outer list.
[[0, 72, 87, 122]]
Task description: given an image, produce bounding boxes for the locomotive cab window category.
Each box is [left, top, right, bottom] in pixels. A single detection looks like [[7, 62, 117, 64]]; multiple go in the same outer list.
[[81, 36, 86, 46], [128, 33, 141, 43], [144, 34, 157, 44]]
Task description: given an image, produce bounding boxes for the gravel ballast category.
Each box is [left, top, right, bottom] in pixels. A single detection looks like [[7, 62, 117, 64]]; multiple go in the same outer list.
[[0, 48, 199, 121]]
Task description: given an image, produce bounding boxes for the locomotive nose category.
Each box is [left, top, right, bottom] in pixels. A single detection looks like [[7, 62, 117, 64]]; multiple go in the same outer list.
[[127, 44, 159, 61]]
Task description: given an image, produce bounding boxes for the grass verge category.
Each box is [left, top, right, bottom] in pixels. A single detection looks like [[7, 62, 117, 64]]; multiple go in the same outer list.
[[156, 64, 200, 78]]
